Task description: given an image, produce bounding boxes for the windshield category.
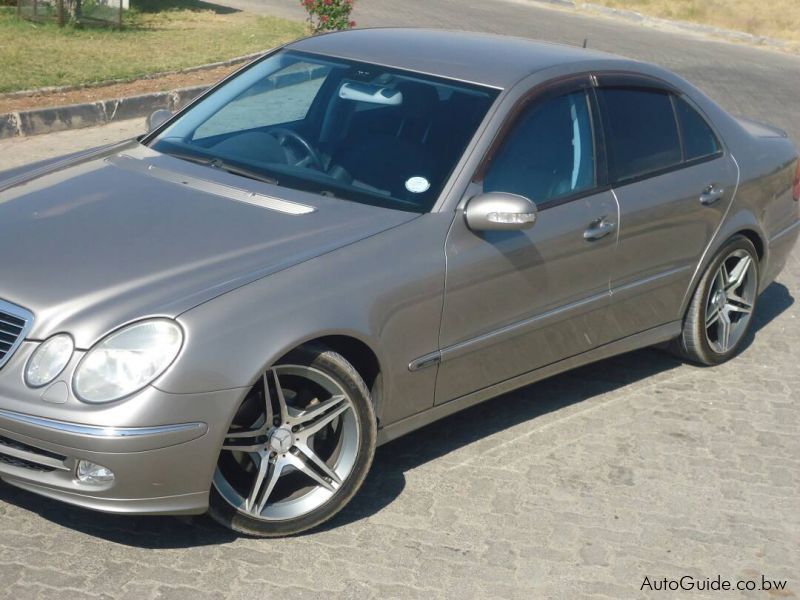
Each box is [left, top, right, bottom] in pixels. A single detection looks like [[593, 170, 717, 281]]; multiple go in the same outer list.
[[148, 50, 499, 212]]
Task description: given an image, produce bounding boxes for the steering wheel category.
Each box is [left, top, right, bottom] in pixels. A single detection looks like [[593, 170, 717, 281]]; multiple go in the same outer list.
[[270, 128, 324, 171]]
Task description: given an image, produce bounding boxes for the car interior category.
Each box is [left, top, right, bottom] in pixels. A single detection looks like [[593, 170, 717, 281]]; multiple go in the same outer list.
[[153, 56, 497, 212]]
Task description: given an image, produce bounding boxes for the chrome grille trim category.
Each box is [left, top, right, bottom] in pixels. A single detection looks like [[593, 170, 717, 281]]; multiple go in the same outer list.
[[0, 408, 208, 439], [0, 435, 69, 472], [0, 299, 34, 369]]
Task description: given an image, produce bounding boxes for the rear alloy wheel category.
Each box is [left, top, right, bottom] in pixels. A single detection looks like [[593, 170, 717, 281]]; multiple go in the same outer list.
[[678, 235, 759, 365], [209, 345, 376, 537]]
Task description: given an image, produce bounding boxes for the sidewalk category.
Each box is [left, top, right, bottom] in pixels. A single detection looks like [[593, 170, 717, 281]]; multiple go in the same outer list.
[[0, 118, 143, 171]]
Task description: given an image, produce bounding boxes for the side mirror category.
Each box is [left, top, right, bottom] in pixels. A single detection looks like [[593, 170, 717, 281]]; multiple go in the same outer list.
[[464, 192, 538, 231], [147, 109, 173, 132]]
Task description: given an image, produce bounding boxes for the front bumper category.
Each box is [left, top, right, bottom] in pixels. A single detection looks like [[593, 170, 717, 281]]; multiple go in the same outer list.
[[0, 343, 245, 515]]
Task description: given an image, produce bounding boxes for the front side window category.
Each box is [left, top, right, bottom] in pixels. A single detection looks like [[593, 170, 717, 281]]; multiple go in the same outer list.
[[149, 50, 498, 212], [599, 87, 682, 183], [675, 97, 721, 161], [483, 90, 596, 204]]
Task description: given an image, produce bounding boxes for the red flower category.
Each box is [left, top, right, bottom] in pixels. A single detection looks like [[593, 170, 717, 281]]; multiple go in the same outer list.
[[303, 0, 354, 31]]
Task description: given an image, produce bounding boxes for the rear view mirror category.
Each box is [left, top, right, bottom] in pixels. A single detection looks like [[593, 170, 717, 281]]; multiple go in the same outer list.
[[464, 192, 537, 231], [338, 82, 403, 106], [147, 109, 173, 132]]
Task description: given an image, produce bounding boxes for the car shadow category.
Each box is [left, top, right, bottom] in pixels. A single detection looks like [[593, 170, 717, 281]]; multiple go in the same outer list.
[[742, 280, 794, 350], [0, 282, 792, 547]]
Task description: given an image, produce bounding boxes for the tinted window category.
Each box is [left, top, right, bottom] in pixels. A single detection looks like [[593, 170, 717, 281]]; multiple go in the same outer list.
[[600, 87, 681, 183], [675, 97, 721, 160], [484, 91, 595, 204]]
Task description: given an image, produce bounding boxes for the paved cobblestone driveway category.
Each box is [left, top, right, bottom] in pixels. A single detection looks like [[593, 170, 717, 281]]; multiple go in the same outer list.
[[0, 1, 798, 598]]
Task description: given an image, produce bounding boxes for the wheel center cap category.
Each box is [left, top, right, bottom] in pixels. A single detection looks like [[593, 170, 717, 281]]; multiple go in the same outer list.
[[268, 428, 294, 454], [713, 290, 727, 310]]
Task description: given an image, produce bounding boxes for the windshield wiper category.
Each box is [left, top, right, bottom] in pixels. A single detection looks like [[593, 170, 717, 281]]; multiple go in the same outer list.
[[207, 159, 280, 186], [163, 150, 279, 186]]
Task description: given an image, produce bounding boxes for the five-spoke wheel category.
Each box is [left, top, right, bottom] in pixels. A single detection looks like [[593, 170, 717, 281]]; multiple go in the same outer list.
[[704, 249, 757, 354], [677, 235, 760, 365], [209, 345, 376, 537]]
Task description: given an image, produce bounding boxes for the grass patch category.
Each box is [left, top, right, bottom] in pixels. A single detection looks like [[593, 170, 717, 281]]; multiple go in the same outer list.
[[589, 0, 800, 44], [0, 4, 306, 93]]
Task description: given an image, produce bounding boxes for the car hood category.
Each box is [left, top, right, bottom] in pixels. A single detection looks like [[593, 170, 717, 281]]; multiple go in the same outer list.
[[0, 143, 417, 347]]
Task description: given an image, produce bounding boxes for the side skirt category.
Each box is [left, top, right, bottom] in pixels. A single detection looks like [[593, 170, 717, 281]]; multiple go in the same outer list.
[[377, 321, 681, 445]]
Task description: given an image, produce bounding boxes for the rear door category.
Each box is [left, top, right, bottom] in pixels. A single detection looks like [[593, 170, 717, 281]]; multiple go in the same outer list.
[[595, 75, 739, 339]]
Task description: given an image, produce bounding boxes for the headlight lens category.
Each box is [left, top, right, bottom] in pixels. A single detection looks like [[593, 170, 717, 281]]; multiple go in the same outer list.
[[73, 319, 183, 403], [25, 334, 74, 388]]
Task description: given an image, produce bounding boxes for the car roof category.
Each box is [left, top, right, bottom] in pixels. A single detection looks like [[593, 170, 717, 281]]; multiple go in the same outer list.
[[287, 28, 624, 89]]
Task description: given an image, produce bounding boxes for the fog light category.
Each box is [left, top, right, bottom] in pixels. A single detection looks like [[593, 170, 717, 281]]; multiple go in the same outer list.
[[76, 460, 115, 484]]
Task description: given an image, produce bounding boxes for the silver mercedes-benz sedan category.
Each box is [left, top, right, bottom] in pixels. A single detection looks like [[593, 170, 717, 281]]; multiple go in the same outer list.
[[0, 29, 798, 537]]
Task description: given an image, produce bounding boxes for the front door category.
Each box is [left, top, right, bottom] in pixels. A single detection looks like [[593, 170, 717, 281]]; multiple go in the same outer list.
[[435, 79, 620, 404]]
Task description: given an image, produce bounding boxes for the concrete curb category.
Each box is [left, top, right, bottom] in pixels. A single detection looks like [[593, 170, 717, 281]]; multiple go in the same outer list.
[[0, 85, 209, 139], [0, 63, 328, 139], [0, 51, 267, 100], [533, 0, 793, 51]]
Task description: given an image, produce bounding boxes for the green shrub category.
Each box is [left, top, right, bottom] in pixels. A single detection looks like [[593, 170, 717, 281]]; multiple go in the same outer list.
[[301, 0, 355, 33]]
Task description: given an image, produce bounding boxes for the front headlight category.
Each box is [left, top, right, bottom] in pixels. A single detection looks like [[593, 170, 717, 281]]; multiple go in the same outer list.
[[25, 334, 75, 388], [73, 319, 183, 403]]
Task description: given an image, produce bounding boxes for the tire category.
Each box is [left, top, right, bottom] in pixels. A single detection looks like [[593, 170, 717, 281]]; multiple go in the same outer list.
[[208, 344, 377, 537], [676, 235, 760, 366]]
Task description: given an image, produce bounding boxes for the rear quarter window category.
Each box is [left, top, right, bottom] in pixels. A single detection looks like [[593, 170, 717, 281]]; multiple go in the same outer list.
[[675, 97, 721, 160]]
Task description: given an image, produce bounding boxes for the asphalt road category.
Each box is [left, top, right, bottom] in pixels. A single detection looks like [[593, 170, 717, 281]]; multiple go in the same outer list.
[[222, 0, 800, 141], [0, 2, 798, 599]]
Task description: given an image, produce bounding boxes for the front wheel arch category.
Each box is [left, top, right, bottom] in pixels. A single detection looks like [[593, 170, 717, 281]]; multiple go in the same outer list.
[[290, 335, 383, 420], [208, 344, 378, 537]]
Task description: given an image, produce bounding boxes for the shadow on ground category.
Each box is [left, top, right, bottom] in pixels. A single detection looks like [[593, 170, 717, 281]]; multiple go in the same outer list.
[[0, 282, 792, 547]]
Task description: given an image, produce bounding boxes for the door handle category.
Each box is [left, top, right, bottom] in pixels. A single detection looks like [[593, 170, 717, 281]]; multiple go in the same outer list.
[[700, 184, 725, 206], [583, 217, 617, 241]]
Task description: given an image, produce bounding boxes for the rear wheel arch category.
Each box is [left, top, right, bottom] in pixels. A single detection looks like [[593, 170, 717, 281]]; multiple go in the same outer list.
[[680, 220, 767, 317], [735, 228, 765, 262]]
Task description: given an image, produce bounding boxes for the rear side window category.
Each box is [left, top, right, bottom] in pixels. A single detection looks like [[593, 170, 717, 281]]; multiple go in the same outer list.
[[599, 87, 682, 183], [675, 97, 721, 160]]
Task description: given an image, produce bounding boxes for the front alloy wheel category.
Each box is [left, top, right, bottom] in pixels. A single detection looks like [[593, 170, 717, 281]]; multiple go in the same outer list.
[[209, 345, 376, 536]]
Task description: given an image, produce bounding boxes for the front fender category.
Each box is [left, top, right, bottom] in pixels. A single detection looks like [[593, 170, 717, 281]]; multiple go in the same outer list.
[[154, 213, 452, 427], [0, 139, 135, 191]]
